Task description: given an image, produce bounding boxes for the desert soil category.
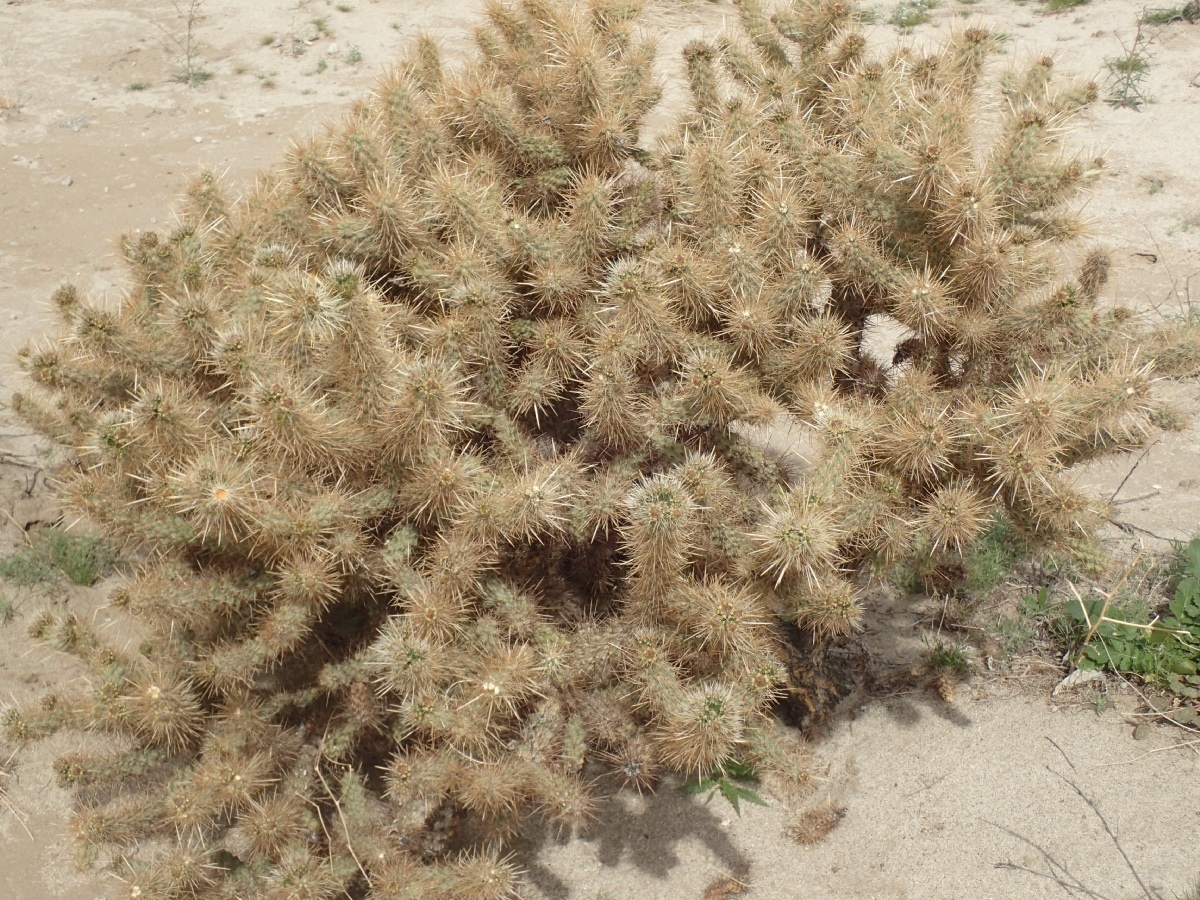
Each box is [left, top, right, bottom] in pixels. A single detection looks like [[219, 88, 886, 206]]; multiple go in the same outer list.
[[1, 1, 1199, 898]]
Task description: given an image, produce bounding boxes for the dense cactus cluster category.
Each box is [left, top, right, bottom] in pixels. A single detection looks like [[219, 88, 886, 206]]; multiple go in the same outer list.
[[3, 0, 1178, 897]]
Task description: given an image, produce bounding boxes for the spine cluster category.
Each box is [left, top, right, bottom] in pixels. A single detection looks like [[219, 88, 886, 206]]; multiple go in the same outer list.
[[3, 2, 1178, 898]]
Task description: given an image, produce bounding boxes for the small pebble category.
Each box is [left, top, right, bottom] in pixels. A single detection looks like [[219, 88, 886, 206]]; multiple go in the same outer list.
[[194, 136, 204, 143], [1133, 724, 1149, 741], [61, 175, 73, 186], [328, 43, 339, 55]]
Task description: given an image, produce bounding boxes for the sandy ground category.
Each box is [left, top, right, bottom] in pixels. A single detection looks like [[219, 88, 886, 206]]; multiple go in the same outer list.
[[1, 1, 1199, 898]]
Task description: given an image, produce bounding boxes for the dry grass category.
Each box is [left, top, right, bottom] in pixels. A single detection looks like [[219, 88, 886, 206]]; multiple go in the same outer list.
[[703, 874, 749, 900], [1, 749, 33, 839], [786, 803, 847, 846]]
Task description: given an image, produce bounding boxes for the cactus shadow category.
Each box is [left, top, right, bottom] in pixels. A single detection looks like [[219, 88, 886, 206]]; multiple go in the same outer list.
[[876, 693, 974, 729], [513, 784, 751, 899]]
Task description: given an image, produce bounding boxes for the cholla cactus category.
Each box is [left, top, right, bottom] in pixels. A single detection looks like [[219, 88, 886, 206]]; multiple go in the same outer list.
[[5, 1, 1174, 897]]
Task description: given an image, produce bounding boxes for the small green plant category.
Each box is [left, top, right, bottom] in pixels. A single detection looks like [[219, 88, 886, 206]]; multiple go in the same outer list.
[[311, 16, 332, 37], [336, 3, 354, 11], [126, 81, 150, 92], [965, 517, 1027, 594], [0, 546, 55, 586], [159, 0, 212, 87], [926, 639, 971, 676], [1141, 2, 1200, 24], [344, 45, 362, 65], [46, 531, 115, 586], [1041, 0, 1090, 10], [260, 34, 276, 46], [890, 0, 937, 28], [0, 530, 114, 587], [998, 614, 1036, 655], [0, 596, 15, 624], [681, 759, 768, 816], [996, 586, 1075, 657], [1106, 20, 1154, 109], [1021, 585, 1050, 617], [1068, 538, 1200, 694]]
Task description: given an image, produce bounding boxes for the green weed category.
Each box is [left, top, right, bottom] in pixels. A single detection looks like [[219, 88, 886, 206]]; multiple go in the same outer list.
[[890, 0, 937, 28], [1083, 686, 1111, 714], [1068, 537, 1200, 696], [681, 758, 767, 816], [1106, 21, 1154, 109], [173, 68, 212, 87], [1042, 0, 1090, 10], [995, 585, 1082, 657], [126, 81, 150, 92], [47, 531, 114, 586], [926, 640, 971, 676], [161, 0, 211, 87], [0, 547, 55, 586], [1141, 2, 1200, 24], [0, 530, 114, 588], [0, 596, 15, 624], [998, 613, 1036, 655], [964, 516, 1027, 594], [344, 46, 363, 65]]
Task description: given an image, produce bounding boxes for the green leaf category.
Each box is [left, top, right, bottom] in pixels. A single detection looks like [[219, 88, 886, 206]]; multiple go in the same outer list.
[[1169, 707, 1197, 724], [717, 758, 759, 781], [1173, 575, 1200, 606], [1144, 627, 1183, 646], [1021, 586, 1049, 617], [719, 781, 767, 816], [681, 777, 717, 795], [1186, 538, 1200, 577], [1166, 657, 1198, 676], [1066, 595, 1108, 628]]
